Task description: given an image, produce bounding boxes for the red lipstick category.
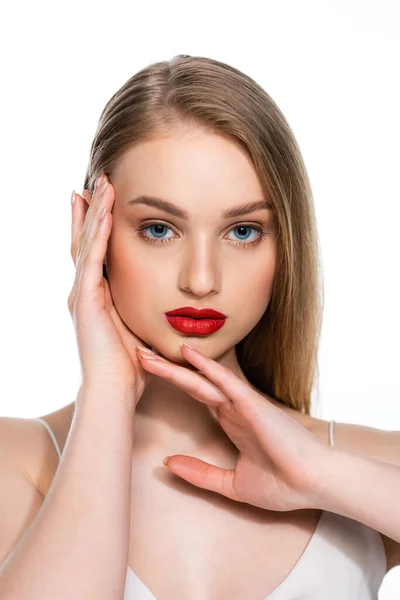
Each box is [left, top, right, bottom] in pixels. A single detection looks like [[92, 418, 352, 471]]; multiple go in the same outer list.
[[165, 306, 227, 335]]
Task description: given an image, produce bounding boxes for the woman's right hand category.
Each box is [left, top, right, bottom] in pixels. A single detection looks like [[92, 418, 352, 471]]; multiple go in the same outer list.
[[68, 174, 152, 402]]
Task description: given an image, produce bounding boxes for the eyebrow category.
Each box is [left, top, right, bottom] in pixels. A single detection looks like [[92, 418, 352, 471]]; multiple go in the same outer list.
[[127, 195, 273, 220]]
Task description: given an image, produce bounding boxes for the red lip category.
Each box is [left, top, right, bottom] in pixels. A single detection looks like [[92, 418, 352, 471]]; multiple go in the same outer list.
[[165, 306, 227, 319], [165, 315, 226, 335]]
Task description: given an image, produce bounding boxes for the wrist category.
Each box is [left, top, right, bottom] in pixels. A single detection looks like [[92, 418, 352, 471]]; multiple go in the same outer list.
[[298, 445, 342, 510], [308, 446, 355, 512], [77, 382, 137, 414]]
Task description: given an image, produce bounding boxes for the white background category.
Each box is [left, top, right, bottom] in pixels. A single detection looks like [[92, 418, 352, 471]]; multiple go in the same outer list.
[[0, 0, 399, 595]]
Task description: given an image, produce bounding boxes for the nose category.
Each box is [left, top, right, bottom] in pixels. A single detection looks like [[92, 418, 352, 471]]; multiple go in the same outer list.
[[178, 237, 221, 297]]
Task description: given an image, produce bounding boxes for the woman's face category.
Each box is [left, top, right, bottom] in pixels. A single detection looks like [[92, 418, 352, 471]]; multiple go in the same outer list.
[[105, 126, 277, 365]]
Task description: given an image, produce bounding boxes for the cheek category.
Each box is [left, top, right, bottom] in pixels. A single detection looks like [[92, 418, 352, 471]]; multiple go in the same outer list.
[[225, 256, 276, 336], [234, 252, 276, 301], [106, 240, 170, 321], [110, 257, 164, 303]]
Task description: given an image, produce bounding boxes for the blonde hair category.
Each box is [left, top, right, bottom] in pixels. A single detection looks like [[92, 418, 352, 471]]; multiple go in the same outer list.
[[83, 54, 324, 416]]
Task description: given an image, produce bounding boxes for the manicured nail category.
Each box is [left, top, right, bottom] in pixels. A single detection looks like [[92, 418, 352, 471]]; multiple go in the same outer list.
[[136, 345, 154, 354], [71, 189, 76, 204], [163, 456, 171, 466], [139, 352, 160, 361], [182, 342, 195, 350]]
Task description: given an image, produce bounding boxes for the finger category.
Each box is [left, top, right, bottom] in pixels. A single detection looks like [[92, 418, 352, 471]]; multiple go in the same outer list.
[[77, 202, 112, 302], [179, 344, 259, 407], [75, 179, 112, 282], [76, 177, 109, 265], [71, 191, 88, 266], [164, 455, 239, 502], [71, 179, 103, 267], [69, 180, 108, 311], [69, 189, 92, 314], [69, 195, 111, 313], [137, 351, 228, 409]]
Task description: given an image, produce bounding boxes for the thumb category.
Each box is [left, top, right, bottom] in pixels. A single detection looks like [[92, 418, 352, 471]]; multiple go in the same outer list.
[[164, 455, 239, 501]]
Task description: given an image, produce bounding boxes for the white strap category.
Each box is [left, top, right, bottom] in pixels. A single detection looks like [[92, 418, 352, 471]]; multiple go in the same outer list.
[[35, 417, 62, 459], [329, 420, 335, 447]]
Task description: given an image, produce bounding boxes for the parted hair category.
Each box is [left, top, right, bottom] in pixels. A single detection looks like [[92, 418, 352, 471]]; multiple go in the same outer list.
[[83, 54, 324, 416]]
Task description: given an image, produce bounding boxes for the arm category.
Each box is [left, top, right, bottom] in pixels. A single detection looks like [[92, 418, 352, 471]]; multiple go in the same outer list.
[[314, 445, 400, 543], [0, 384, 135, 600]]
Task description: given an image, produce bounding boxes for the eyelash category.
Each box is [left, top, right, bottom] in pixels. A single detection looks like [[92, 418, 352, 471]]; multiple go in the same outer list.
[[135, 222, 270, 249]]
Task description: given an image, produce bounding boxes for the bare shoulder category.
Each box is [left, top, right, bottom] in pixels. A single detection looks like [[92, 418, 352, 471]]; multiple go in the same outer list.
[[0, 415, 53, 486], [311, 417, 400, 467], [0, 417, 48, 568], [311, 416, 400, 573], [0, 404, 75, 498], [0, 407, 75, 569]]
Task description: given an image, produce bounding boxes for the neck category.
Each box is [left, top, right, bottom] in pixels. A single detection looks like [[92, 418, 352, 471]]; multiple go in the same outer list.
[[132, 346, 272, 457]]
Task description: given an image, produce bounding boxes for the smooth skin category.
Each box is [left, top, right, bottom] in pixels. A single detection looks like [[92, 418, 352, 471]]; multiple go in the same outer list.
[[63, 124, 400, 570], [68, 124, 400, 574], [1, 124, 399, 600], [69, 175, 152, 396], [73, 165, 331, 510], [78, 125, 288, 453]]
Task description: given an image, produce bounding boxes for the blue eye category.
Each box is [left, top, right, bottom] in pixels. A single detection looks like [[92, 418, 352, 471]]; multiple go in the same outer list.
[[143, 224, 174, 240], [227, 225, 259, 243], [136, 222, 269, 248]]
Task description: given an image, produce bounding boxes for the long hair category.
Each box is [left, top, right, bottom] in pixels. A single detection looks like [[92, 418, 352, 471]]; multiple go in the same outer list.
[[83, 55, 324, 416]]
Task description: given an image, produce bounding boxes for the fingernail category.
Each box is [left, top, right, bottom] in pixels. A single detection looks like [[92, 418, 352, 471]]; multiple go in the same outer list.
[[95, 176, 103, 189], [139, 352, 160, 361], [163, 456, 171, 466], [71, 189, 76, 204], [136, 345, 154, 354], [182, 342, 195, 350]]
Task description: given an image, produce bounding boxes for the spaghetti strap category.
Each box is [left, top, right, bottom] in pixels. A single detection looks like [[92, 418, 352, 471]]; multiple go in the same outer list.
[[35, 417, 62, 460], [329, 420, 335, 447]]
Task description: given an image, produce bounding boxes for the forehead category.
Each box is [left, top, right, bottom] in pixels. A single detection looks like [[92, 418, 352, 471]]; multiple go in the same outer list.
[[113, 129, 266, 205]]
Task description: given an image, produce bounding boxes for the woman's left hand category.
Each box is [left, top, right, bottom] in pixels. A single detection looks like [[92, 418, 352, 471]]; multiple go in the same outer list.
[[136, 343, 332, 513]]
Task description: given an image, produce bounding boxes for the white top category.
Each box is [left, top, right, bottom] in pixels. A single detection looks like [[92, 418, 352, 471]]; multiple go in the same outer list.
[[35, 417, 387, 598]]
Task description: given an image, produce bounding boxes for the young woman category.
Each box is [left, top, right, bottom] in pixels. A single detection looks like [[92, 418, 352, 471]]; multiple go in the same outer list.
[[1, 55, 400, 600]]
